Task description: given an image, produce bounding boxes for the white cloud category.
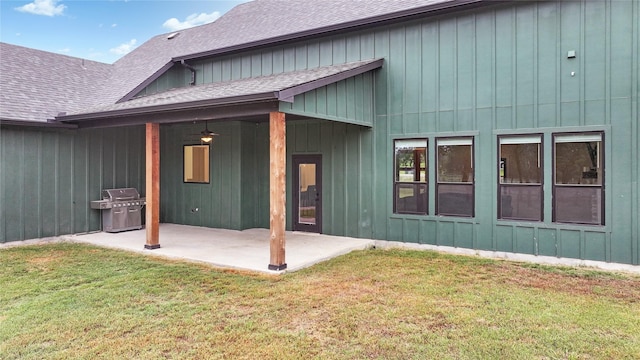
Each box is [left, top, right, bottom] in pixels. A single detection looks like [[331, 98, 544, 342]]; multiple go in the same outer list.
[[109, 39, 137, 55], [111, 23, 117, 28], [162, 11, 221, 31], [58, 48, 71, 53], [15, 0, 66, 17]]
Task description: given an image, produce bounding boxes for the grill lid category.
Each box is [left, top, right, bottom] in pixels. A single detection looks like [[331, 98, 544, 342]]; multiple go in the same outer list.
[[102, 188, 141, 201]]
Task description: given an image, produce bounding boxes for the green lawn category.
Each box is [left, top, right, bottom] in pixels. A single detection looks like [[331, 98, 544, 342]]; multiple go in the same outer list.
[[1, 243, 639, 359]]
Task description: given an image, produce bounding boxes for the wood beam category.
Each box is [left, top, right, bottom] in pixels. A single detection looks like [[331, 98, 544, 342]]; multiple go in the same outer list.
[[269, 111, 287, 270], [145, 122, 160, 249]]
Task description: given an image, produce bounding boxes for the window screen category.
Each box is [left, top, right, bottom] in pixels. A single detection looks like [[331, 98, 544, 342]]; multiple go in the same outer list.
[[394, 139, 427, 214], [553, 133, 603, 225], [498, 135, 543, 221], [436, 137, 474, 217]]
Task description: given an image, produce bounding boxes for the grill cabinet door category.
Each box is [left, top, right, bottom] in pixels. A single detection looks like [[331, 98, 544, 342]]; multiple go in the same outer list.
[[110, 208, 128, 231], [126, 206, 142, 229]]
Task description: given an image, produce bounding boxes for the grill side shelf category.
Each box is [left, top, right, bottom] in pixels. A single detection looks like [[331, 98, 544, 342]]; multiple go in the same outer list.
[[90, 200, 112, 209]]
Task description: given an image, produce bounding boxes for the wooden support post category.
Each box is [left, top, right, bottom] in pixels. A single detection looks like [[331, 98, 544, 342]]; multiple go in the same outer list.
[[145, 122, 160, 249], [269, 111, 287, 270]]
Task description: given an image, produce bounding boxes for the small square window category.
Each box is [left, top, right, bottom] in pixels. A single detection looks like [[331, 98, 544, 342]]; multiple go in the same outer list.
[[184, 145, 210, 183]]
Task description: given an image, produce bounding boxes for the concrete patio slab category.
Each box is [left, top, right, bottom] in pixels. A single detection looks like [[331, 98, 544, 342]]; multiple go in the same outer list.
[[67, 224, 375, 274]]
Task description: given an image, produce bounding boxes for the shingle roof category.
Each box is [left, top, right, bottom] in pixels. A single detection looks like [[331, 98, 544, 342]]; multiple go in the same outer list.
[[98, 0, 459, 106], [0, 42, 112, 122], [2, 0, 474, 124], [59, 59, 383, 121], [172, 0, 459, 61]]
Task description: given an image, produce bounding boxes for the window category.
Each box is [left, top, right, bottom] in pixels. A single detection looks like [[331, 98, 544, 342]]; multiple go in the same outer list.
[[184, 145, 210, 183], [394, 139, 427, 214], [436, 137, 474, 217], [553, 132, 603, 225], [498, 135, 543, 221]]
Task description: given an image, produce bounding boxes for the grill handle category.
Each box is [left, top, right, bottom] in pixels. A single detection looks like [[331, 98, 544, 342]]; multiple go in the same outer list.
[[114, 196, 135, 201]]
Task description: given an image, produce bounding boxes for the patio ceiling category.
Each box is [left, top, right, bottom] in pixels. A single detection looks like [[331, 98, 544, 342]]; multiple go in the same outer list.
[[52, 59, 383, 129]]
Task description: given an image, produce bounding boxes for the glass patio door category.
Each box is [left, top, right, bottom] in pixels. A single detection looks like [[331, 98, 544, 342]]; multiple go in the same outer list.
[[292, 155, 322, 233]]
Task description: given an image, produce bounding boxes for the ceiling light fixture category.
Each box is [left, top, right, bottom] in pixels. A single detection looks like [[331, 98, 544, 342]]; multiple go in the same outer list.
[[200, 121, 217, 144]]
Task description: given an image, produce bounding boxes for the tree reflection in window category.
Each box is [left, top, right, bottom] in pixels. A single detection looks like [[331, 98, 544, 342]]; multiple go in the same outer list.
[[436, 137, 474, 217], [498, 135, 543, 221], [394, 139, 427, 215], [553, 133, 603, 225]]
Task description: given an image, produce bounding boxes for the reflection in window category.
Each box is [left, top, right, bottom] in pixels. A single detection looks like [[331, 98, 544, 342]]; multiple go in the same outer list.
[[498, 135, 543, 221], [184, 145, 210, 183], [298, 164, 317, 225], [553, 133, 603, 225], [394, 139, 427, 214], [436, 137, 473, 217]]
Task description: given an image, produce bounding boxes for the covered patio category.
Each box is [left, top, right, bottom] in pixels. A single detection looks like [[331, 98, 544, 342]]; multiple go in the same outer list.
[[53, 59, 383, 272], [68, 224, 375, 274]]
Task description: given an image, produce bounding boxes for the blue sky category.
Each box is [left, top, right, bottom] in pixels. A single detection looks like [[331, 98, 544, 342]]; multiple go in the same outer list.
[[1, 0, 247, 64]]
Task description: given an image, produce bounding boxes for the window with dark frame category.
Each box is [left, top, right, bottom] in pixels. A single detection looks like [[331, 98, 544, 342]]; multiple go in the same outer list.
[[393, 139, 427, 215], [553, 132, 604, 225], [498, 135, 543, 221], [436, 137, 474, 217], [183, 145, 210, 183]]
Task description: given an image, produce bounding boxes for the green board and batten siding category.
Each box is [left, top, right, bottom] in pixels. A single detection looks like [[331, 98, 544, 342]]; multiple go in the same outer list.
[[0, 126, 145, 242], [3, 0, 637, 266], [151, 0, 638, 265], [279, 72, 377, 128], [158, 120, 375, 239], [384, 0, 637, 264], [159, 122, 265, 230]]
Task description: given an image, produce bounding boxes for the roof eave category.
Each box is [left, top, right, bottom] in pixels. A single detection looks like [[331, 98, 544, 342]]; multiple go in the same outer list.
[[173, 0, 496, 62], [277, 58, 383, 102], [0, 118, 78, 129], [64, 101, 280, 129], [54, 91, 280, 124]]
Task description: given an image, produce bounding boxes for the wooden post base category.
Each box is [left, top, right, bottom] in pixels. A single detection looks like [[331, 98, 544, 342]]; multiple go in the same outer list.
[[144, 244, 161, 250], [268, 263, 287, 271]]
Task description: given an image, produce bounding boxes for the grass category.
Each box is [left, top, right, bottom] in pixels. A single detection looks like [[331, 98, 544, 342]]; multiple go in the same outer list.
[[1, 243, 639, 359]]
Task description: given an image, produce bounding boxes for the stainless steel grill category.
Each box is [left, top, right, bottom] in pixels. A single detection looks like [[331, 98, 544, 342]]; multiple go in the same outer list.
[[90, 188, 146, 233]]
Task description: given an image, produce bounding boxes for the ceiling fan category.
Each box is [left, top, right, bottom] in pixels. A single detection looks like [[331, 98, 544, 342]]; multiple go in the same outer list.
[[195, 121, 218, 143]]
